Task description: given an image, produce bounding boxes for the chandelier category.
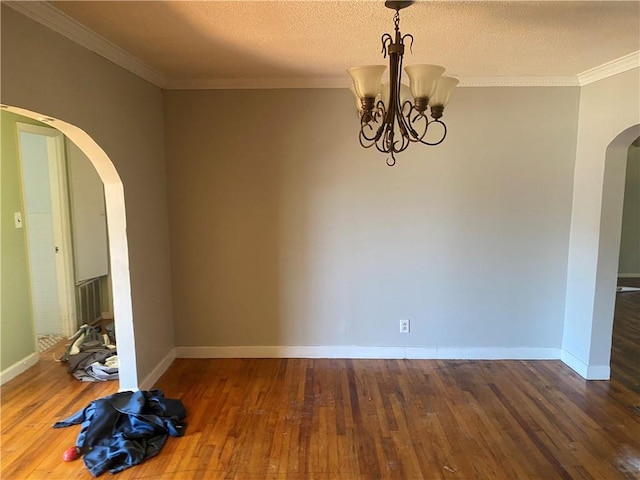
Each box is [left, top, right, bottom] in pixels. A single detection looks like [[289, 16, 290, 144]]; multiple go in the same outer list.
[[348, 1, 458, 166]]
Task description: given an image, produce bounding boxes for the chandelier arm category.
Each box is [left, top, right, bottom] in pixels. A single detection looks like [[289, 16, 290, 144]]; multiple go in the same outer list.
[[402, 33, 414, 54], [381, 33, 393, 58], [394, 130, 411, 153], [374, 127, 391, 154], [386, 154, 397, 167], [359, 103, 387, 143], [359, 133, 376, 149], [394, 101, 415, 143], [406, 108, 430, 142], [391, 52, 416, 150], [401, 99, 413, 116], [359, 122, 383, 143], [376, 131, 398, 166], [416, 119, 448, 146]]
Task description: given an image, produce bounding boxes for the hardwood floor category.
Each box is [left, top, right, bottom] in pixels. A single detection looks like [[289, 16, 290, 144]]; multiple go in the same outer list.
[[2, 317, 639, 479], [612, 277, 640, 393]]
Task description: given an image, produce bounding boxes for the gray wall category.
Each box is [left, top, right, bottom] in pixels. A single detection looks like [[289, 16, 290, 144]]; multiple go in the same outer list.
[[618, 145, 640, 275], [1, 6, 175, 382], [164, 86, 579, 351]]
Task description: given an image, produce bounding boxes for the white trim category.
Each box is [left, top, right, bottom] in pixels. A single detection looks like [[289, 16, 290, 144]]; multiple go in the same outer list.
[[175, 345, 561, 360], [560, 349, 588, 378], [586, 365, 611, 380], [618, 273, 640, 278], [0, 353, 39, 386], [457, 76, 579, 88], [578, 51, 640, 86], [48, 129, 77, 337], [435, 347, 560, 360], [165, 77, 351, 90], [138, 348, 177, 391], [164, 76, 581, 90], [4, 1, 166, 88], [560, 349, 610, 380]]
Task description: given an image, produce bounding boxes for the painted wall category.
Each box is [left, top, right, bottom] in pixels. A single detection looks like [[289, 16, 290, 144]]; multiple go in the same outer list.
[[1, 6, 175, 383], [164, 86, 579, 353], [562, 68, 640, 378], [618, 145, 640, 275], [0, 111, 46, 370]]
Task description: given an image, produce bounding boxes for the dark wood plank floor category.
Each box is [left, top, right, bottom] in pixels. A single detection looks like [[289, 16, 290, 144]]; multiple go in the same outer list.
[[613, 277, 640, 393], [2, 296, 639, 479]]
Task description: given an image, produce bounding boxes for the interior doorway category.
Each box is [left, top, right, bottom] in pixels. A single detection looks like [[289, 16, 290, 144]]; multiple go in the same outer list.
[[16, 123, 76, 347], [1, 104, 138, 390], [610, 137, 640, 392]]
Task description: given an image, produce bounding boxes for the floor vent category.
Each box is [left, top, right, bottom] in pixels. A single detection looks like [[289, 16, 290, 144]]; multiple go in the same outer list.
[[76, 277, 102, 326]]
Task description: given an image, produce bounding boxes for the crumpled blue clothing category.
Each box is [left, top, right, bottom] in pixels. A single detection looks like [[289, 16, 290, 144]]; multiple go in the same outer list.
[[53, 389, 187, 476]]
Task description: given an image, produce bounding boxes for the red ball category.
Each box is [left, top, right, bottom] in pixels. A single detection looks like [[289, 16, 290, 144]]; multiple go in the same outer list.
[[62, 446, 81, 462]]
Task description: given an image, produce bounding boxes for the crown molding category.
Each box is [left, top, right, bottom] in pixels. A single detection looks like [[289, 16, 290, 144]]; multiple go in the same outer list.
[[577, 51, 640, 86], [5, 1, 636, 91], [165, 77, 351, 90], [4, 0, 167, 88], [166, 75, 580, 90], [457, 76, 580, 87]]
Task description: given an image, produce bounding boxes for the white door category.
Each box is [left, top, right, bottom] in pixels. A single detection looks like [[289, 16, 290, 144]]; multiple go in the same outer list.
[[66, 140, 108, 283], [17, 123, 75, 337]]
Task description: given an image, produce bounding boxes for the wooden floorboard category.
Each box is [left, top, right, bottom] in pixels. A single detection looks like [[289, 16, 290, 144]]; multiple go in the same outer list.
[[612, 277, 640, 393], [2, 303, 639, 479]]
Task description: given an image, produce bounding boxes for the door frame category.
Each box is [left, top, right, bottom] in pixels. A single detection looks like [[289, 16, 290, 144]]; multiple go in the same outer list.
[[6, 104, 139, 391], [16, 122, 76, 338]]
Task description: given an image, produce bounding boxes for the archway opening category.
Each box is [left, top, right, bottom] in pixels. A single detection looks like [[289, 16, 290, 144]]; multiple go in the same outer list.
[[591, 124, 640, 379], [1, 104, 138, 390]]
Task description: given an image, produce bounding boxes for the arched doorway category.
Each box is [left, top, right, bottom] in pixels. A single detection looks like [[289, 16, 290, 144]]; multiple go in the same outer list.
[[590, 125, 640, 377], [2, 104, 138, 390]]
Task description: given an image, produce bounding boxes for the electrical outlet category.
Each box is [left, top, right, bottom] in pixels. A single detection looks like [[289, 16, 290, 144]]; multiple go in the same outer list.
[[399, 319, 410, 333]]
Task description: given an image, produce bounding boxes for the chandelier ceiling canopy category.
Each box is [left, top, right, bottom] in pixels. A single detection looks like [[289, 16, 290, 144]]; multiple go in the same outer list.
[[348, 0, 458, 166]]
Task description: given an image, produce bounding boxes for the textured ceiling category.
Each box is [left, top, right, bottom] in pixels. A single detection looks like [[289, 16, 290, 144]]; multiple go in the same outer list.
[[49, 1, 640, 87]]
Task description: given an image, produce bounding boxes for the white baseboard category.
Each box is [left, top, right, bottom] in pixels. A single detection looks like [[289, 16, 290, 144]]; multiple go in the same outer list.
[[435, 347, 560, 360], [0, 352, 39, 386], [560, 349, 610, 380], [585, 365, 610, 380], [142, 346, 611, 383], [618, 273, 640, 278], [175, 345, 561, 361], [138, 348, 176, 391]]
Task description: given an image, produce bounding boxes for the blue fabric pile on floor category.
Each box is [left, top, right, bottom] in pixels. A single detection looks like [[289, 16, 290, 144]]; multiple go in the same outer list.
[[53, 389, 187, 477]]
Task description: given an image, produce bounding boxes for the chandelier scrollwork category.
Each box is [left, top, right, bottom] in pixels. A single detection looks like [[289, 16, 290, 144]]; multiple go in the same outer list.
[[348, 1, 458, 166]]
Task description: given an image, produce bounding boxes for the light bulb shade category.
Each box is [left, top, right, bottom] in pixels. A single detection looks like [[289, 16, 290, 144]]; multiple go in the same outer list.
[[431, 76, 459, 107], [380, 82, 413, 111], [404, 64, 445, 99], [347, 65, 386, 99], [349, 84, 363, 112]]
